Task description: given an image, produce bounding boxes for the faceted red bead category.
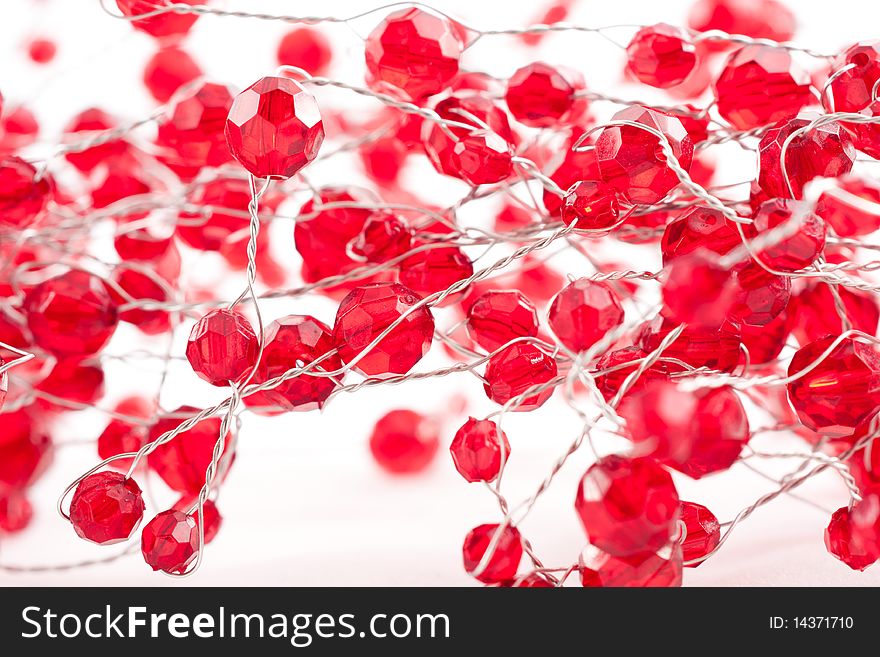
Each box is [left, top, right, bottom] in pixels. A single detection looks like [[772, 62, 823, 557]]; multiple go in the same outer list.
[[69, 472, 145, 545], [825, 498, 880, 571], [173, 496, 222, 544], [186, 309, 259, 387], [277, 28, 332, 76], [24, 270, 119, 357], [450, 417, 510, 483], [662, 251, 737, 328], [143, 45, 201, 103], [365, 8, 463, 101], [595, 105, 694, 205], [730, 262, 791, 328], [462, 523, 523, 584], [332, 282, 435, 379], [580, 545, 683, 587], [575, 455, 680, 557], [713, 45, 812, 130], [483, 343, 558, 411], [148, 406, 232, 494], [97, 396, 152, 470], [787, 336, 880, 436], [505, 62, 581, 127], [244, 315, 342, 414], [509, 573, 554, 588], [0, 489, 33, 534], [679, 501, 721, 566], [841, 100, 880, 159], [661, 207, 741, 263], [350, 213, 413, 263], [466, 290, 539, 352], [36, 359, 105, 412], [829, 41, 880, 113], [91, 164, 151, 211], [157, 82, 234, 170], [740, 309, 790, 364], [116, 0, 200, 41], [141, 509, 199, 574], [594, 346, 669, 401], [63, 108, 129, 173], [542, 128, 601, 216], [225, 76, 324, 179], [751, 198, 826, 271], [788, 282, 878, 347], [369, 409, 440, 474], [0, 410, 52, 489], [0, 157, 52, 228], [626, 24, 697, 89], [110, 267, 172, 336], [815, 175, 880, 237], [548, 279, 624, 353], [638, 315, 742, 372], [758, 117, 856, 199], [398, 246, 474, 302], [561, 180, 620, 230]]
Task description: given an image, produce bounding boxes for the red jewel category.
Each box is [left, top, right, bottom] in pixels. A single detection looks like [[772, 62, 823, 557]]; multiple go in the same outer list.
[[740, 309, 790, 364], [110, 267, 173, 336], [505, 62, 581, 127], [462, 523, 523, 583], [350, 213, 413, 263], [847, 415, 880, 492], [626, 24, 697, 89], [661, 207, 741, 263], [751, 198, 826, 272], [542, 127, 601, 216], [332, 282, 435, 379], [0, 106, 40, 153], [157, 81, 234, 170], [829, 42, 880, 113], [398, 246, 474, 302], [0, 156, 52, 228], [277, 28, 332, 76], [97, 396, 152, 470], [0, 410, 52, 489], [713, 45, 812, 130], [186, 309, 259, 387], [26, 37, 56, 64], [662, 251, 737, 328], [758, 116, 856, 199], [594, 346, 669, 401], [788, 282, 878, 347], [595, 105, 694, 205], [91, 163, 152, 212], [466, 290, 539, 352], [841, 101, 880, 159], [638, 315, 742, 372], [688, 0, 795, 52], [548, 278, 624, 353], [143, 45, 202, 103], [147, 406, 233, 495], [450, 417, 510, 483], [730, 262, 791, 328], [35, 358, 105, 412], [116, 0, 201, 41], [141, 509, 199, 574], [173, 496, 222, 544], [225, 76, 324, 179], [177, 178, 256, 252], [815, 175, 880, 237], [580, 544, 683, 587], [825, 497, 880, 571], [575, 455, 680, 557], [787, 335, 880, 436], [365, 8, 463, 101], [0, 489, 33, 534], [561, 180, 620, 230], [679, 501, 721, 566], [63, 108, 129, 173], [369, 409, 440, 474], [69, 471, 145, 545], [483, 343, 558, 411], [24, 270, 119, 358], [244, 315, 342, 414]]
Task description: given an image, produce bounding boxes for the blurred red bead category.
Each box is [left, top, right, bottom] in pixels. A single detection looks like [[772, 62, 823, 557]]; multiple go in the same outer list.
[[0, 489, 33, 534], [143, 46, 202, 103], [63, 108, 129, 173], [638, 315, 742, 372], [36, 358, 105, 412], [462, 523, 523, 584], [26, 37, 56, 64], [580, 544, 683, 587], [815, 175, 880, 237], [141, 509, 199, 574], [450, 417, 510, 483], [788, 282, 878, 346], [626, 24, 696, 89], [751, 198, 826, 271], [369, 409, 439, 474], [483, 343, 557, 411], [97, 396, 152, 470], [157, 81, 234, 170], [679, 501, 721, 566], [829, 41, 880, 113], [398, 246, 473, 304], [69, 472, 145, 545], [186, 309, 259, 387], [0, 156, 52, 228], [548, 279, 624, 353], [277, 28, 332, 76], [466, 290, 539, 353], [688, 0, 795, 52], [116, 0, 201, 41], [594, 346, 669, 401], [0, 410, 52, 489], [662, 251, 737, 328]]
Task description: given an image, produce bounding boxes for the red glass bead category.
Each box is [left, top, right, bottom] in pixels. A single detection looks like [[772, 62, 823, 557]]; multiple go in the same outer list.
[[626, 24, 696, 89], [740, 309, 790, 364], [661, 207, 741, 263], [466, 290, 539, 352], [26, 37, 56, 64], [638, 315, 742, 372], [369, 409, 439, 474], [815, 175, 880, 237], [787, 336, 880, 436], [548, 279, 624, 353], [594, 346, 669, 401], [788, 282, 878, 347], [679, 501, 721, 566], [399, 246, 474, 301], [462, 523, 523, 584], [713, 45, 812, 130], [111, 267, 172, 336], [24, 270, 119, 358], [91, 163, 151, 212], [186, 309, 258, 387], [365, 8, 463, 101], [842, 100, 880, 160], [116, 0, 200, 41], [0, 106, 39, 153], [495, 203, 535, 232], [173, 496, 222, 544], [277, 28, 332, 76], [662, 251, 737, 328], [350, 213, 413, 263], [688, 0, 795, 52], [751, 198, 826, 271], [148, 406, 232, 494], [157, 81, 234, 170], [483, 343, 557, 411], [580, 544, 683, 587], [505, 62, 581, 127], [561, 180, 620, 230], [829, 42, 880, 113], [244, 315, 342, 414], [225, 76, 324, 179], [332, 282, 435, 379], [69, 471, 145, 545], [510, 573, 554, 587], [758, 117, 856, 199], [97, 396, 152, 470], [0, 156, 52, 228], [36, 359, 105, 412], [825, 498, 880, 571], [176, 178, 253, 252], [0, 410, 52, 489], [450, 417, 510, 483], [63, 108, 129, 173], [143, 46, 202, 103], [575, 455, 680, 557], [542, 128, 601, 216], [359, 132, 409, 186], [0, 489, 33, 534], [141, 509, 199, 574], [595, 105, 694, 205]]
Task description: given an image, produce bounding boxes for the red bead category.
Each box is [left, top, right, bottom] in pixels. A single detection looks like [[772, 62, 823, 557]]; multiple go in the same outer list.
[[148, 406, 232, 494], [351, 213, 413, 263], [842, 101, 880, 159], [143, 46, 201, 103], [575, 455, 680, 557], [462, 523, 523, 584], [595, 105, 694, 204], [450, 417, 510, 483], [788, 283, 878, 346], [173, 496, 222, 544], [26, 37, 56, 64], [815, 175, 880, 237], [638, 316, 742, 372], [0, 106, 39, 153], [662, 251, 737, 328], [225, 76, 324, 179], [510, 573, 554, 587], [825, 498, 880, 571], [679, 501, 721, 566], [186, 309, 258, 387], [399, 247, 474, 301], [111, 267, 172, 336], [36, 359, 105, 412], [661, 207, 741, 263], [829, 42, 880, 113], [97, 396, 151, 470], [157, 81, 234, 170], [580, 545, 683, 587], [466, 290, 539, 352], [594, 346, 669, 401], [177, 178, 252, 251], [244, 315, 342, 414], [332, 282, 435, 379], [0, 410, 52, 489], [365, 8, 463, 101], [141, 509, 199, 574], [116, 0, 200, 41], [787, 336, 880, 436], [543, 128, 601, 216], [0, 156, 52, 228], [0, 489, 33, 534], [688, 0, 795, 51], [626, 24, 697, 89], [24, 270, 119, 357], [740, 309, 790, 364], [561, 180, 620, 230], [758, 117, 856, 199], [713, 45, 812, 130], [277, 28, 332, 76], [483, 343, 558, 411], [751, 198, 826, 272], [548, 279, 624, 353], [369, 409, 439, 474], [505, 62, 580, 127], [69, 472, 145, 545], [731, 262, 791, 327], [63, 108, 129, 173]]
